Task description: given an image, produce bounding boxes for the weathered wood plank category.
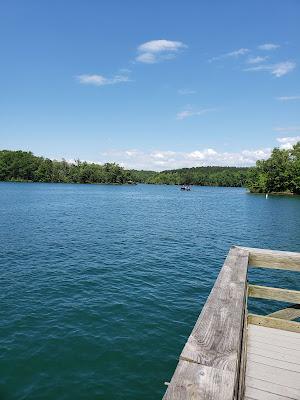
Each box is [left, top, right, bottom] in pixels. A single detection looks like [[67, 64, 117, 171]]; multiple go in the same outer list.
[[180, 248, 249, 366], [248, 336, 300, 351], [247, 352, 300, 373], [248, 314, 300, 333], [268, 304, 300, 321], [162, 360, 236, 400], [235, 246, 300, 271], [248, 323, 300, 339], [248, 341, 300, 365], [245, 376, 300, 399], [245, 386, 295, 400], [238, 290, 248, 400], [249, 336, 300, 351], [245, 321, 300, 399], [246, 360, 300, 390], [163, 247, 249, 400], [248, 284, 300, 304], [248, 324, 300, 346]]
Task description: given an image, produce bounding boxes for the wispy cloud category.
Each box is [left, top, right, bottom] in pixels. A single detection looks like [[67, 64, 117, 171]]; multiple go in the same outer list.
[[274, 126, 300, 132], [226, 48, 250, 57], [178, 89, 196, 95], [176, 107, 217, 120], [136, 39, 187, 64], [209, 48, 249, 62], [76, 72, 130, 86], [276, 95, 300, 101], [276, 136, 300, 149], [245, 61, 296, 77], [247, 56, 268, 64], [258, 43, 280, 51], [100, 147, 271, 170]]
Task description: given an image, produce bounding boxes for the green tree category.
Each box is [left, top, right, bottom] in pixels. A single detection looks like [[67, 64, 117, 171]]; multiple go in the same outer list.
[[290, 142, 300, 194], [246, 142, 300, 194]]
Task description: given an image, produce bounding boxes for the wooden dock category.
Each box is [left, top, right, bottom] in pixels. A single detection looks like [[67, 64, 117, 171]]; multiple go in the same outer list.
[[163, 246, 300, 400]]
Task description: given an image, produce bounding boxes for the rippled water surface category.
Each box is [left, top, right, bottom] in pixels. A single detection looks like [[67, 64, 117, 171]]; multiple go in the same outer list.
[[1, 183, 300, 400]]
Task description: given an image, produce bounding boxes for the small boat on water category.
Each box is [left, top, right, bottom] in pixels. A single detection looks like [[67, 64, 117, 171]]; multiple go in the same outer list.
[[180, 185, 191, 191]]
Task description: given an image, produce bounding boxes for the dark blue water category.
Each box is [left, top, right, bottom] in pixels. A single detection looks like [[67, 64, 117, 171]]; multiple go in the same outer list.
[[1, 183, 299, 400]]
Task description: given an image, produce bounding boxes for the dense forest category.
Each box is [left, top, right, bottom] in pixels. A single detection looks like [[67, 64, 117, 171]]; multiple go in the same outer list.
[[132, 166, 248, 186], [0, 150, 132, 184], [1, 144, 299, 192], [246, 142, 300, 194], [0, 150, 249, 187]]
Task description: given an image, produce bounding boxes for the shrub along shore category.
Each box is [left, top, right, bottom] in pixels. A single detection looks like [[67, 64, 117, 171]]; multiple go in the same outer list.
[[0, 142, 299, 194]]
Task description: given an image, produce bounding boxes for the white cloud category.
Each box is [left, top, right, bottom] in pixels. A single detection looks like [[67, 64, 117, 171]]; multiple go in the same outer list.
[[136, 52, 157, 64], [247, 56, 268, 64], [276, 136, 300, 149], [258, 43, 280, 51], [276, 96, 300, 101], [178, 89, 196, 95], [245, 61, 296, 77], [187, 149, 217, 159], [100, 147, 271, 170], [136, 39, 187, 64], [76, 72, 130, 86], [176, 107, 217, 120], [271, 62, 296, 77], [138, 40, 186, 53], [209, 48, 249, 62], [226, 48, 250, 57]]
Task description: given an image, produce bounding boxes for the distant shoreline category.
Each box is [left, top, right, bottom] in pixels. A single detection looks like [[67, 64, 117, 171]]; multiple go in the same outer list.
[[2, 180, 300, 197], [248, 190, 300, 197], [1, 180, 244, 188], [0, 150, 249, 188]]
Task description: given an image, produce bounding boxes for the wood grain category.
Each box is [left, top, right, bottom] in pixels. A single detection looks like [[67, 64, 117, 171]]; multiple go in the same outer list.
[[268, 304, 300, 321], [238, 288, 248, 400], [245, 376, 300, 399], [245, 386, 296, 400], [247, 341, 300, 365], [162, 246, 300, 399], [248, 284, 300, 304], [246, 360, 300, 390], [248, 322, 300, 338], [248, 314, 300, 333], [245, 323, 300, 400], [235, 246, 300, 271], [163, 360, 236, 400], [163, 247, 249, 400]]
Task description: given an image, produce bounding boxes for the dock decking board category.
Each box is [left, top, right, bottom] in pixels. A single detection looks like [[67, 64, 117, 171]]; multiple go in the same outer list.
[[245, 377, 300, 399], [162, 247, 300, 400], [245, 324, 300, 399]]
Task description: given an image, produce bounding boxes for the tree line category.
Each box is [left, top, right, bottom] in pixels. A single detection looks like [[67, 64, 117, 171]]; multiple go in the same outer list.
[[246, 142, 300, 194], [131, 166, 248, 186], [0, 150, 132, 184], [1, 144, 299, 192], [0, 150, 249, 187]]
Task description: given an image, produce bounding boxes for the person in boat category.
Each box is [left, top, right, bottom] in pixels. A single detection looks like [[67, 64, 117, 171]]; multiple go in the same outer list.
[[181, 184, 191, 190]]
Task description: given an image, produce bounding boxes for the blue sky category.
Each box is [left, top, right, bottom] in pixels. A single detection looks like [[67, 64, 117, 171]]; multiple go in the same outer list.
[[1, 0, 300, 170]]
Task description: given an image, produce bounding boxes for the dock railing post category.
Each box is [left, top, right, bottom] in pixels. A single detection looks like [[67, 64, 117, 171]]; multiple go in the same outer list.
[[163, 246, 249, 400]]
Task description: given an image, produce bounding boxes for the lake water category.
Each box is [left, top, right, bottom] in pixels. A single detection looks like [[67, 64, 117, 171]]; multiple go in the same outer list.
[[1, 182, 300, 400]]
